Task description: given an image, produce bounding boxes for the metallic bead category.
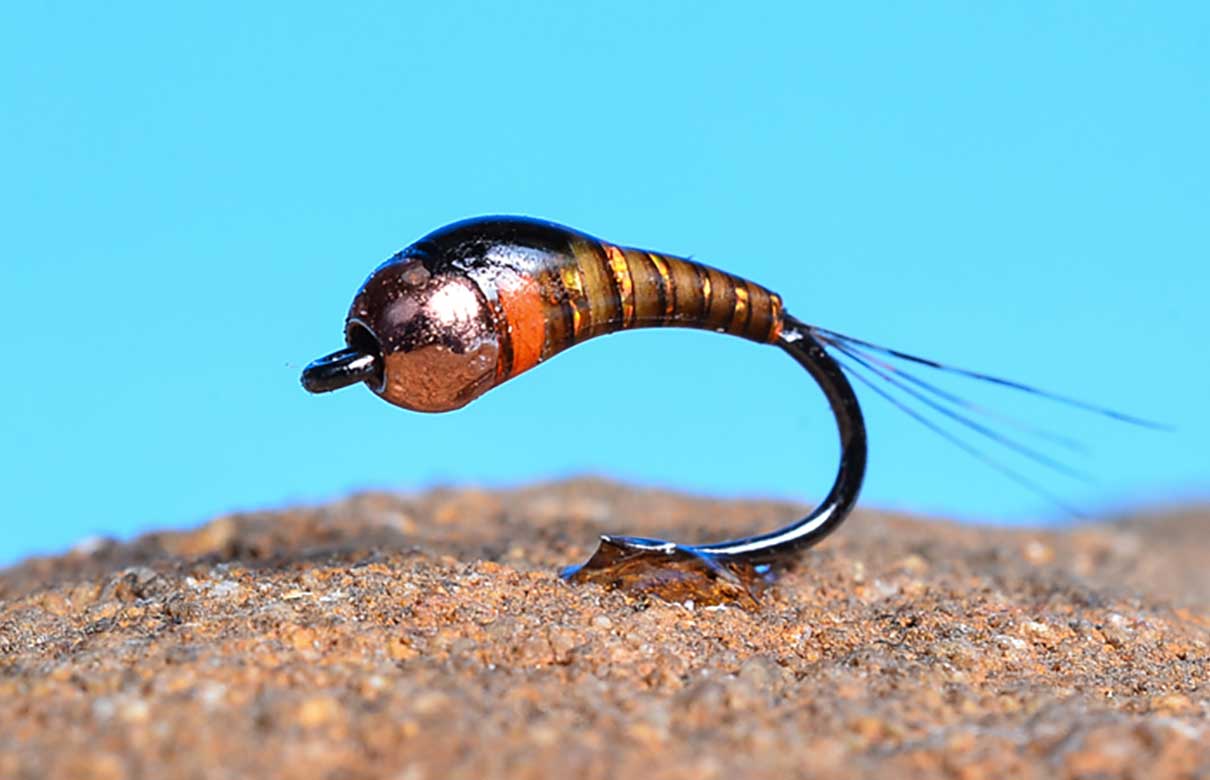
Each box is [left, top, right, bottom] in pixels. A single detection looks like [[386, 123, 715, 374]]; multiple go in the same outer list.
[[345, 255, 499, 412]]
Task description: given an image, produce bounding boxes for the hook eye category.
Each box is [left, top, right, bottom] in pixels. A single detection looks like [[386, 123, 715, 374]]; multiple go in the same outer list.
[[301, 348, 378, 393]]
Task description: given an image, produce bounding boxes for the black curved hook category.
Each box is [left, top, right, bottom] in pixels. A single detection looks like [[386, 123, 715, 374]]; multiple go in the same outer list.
[[695, 315, 868, 563], [304, 314, 867, 581], [562, 315, 867, 580]]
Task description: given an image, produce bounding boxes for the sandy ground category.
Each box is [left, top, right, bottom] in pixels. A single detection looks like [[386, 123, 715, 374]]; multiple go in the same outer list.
[[1, 480, 1208, 779]]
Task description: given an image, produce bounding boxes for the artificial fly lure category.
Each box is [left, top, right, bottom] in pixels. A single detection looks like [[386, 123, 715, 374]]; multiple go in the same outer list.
[[301, 216, 1159, 602]]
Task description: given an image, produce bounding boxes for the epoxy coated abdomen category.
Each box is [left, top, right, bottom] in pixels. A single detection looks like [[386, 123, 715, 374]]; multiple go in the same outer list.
[[341, 216, 783, 411]]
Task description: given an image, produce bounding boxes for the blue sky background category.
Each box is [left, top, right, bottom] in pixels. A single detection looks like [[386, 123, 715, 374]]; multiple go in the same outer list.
[[3, 2, 1207, 565]]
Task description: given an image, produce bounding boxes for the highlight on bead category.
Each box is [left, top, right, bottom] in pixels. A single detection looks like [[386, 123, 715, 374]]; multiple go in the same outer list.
[[302, 216, 1160, 604]]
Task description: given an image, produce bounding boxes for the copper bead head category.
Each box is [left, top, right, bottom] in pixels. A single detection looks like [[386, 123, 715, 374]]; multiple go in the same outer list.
[[344, 255, 499, 412]]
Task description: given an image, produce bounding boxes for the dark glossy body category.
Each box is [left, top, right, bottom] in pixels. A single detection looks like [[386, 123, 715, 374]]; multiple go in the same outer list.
[[343, 217, 785, 412], [303, 216, 866, 567]]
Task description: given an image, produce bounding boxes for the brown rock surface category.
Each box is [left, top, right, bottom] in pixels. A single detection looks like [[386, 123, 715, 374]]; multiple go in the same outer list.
[[1, 480, 1208, 779]]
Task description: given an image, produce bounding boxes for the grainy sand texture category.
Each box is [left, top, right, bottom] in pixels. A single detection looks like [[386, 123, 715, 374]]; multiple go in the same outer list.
[[1, 480, 1208, 779]]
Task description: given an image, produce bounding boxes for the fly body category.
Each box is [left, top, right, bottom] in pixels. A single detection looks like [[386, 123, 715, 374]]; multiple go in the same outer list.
[[302, 216, 1159, 580]]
